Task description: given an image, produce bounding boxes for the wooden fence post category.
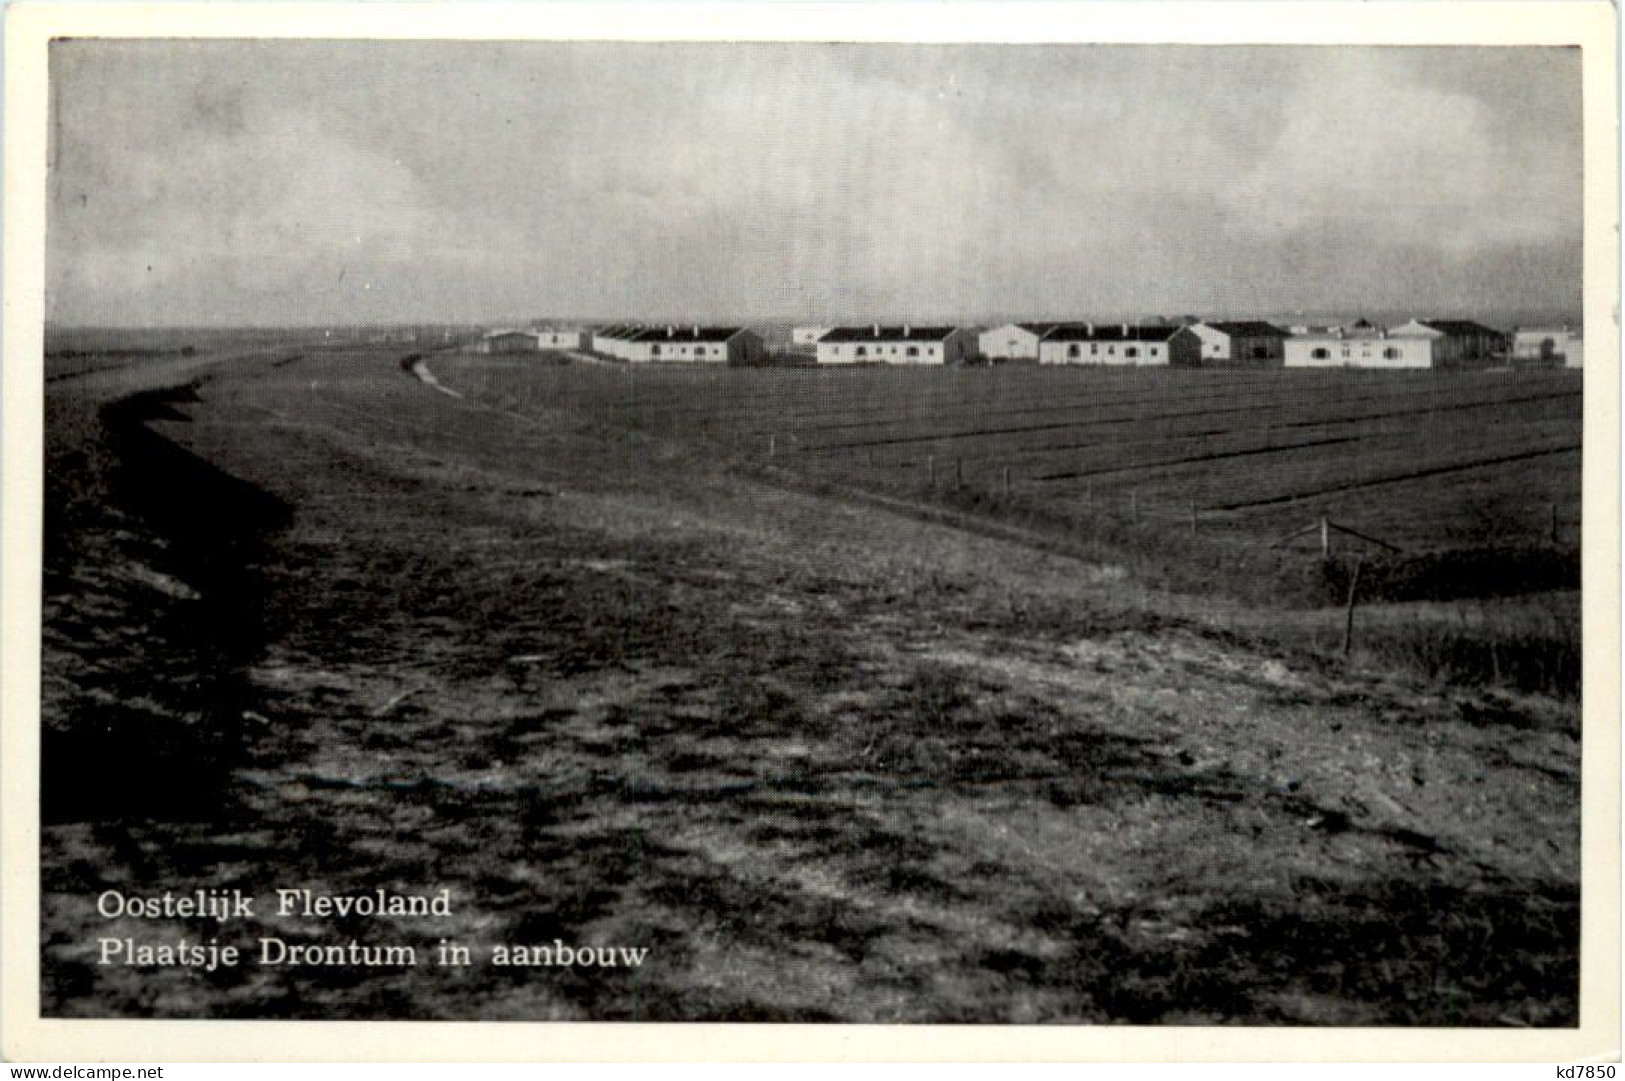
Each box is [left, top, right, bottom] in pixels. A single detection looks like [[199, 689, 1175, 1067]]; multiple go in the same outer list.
[[1320, 516, 1330, 558], [1003, 466, 1011, 497], [768, 433, 776, 458], [1341, 557, 1365, 656]]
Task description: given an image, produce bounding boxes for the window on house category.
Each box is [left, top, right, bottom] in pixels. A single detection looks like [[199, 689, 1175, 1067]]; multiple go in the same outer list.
[[1251, 346, 1269, 360], [855, 347, 867, 357], [1311, 347, 1330, 359], [651, 345, 661, 356], [1383, 347, 1402, 360], [906, 346, 919, 357], [1125, 347, 1139, 359], [1091, 344, 1099, 355], [1108, 346, 1116, 355], [1068, 344, 1081, 359]]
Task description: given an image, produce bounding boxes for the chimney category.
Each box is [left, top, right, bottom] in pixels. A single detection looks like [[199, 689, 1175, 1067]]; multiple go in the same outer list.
[[1085, 322, 1093, 334], [872, 322, 880, 337], [667, 326, 675, 338], [1120, 323, 1129, 335], [903, 323, 911, 336], [693, 325, 700, 338]]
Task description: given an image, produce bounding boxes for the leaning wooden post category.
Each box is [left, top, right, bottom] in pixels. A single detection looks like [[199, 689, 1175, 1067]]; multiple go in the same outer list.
[[768, 433, 776, 458], [1320, 516, 1331, 558], [1341, 557, 1365, 656], [1002, 466, 1011, 497]]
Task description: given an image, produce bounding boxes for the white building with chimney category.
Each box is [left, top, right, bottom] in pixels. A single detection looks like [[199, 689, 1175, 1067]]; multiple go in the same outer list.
[[815, 325, 975, 365], [1283, 325, 1432, 368], [622, 326, 766, 365], [1036, 323, 1200, 366]]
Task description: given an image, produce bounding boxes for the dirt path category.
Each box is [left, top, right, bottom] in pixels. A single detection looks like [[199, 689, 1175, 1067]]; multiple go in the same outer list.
[[408, 357, 465, 398]]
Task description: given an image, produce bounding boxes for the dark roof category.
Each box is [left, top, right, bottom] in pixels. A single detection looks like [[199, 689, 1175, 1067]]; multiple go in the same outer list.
[[1292, 327, 1387, 341], [1013, 322, 1066, 335], [1419, 319, 1507, 338], [1200, 321, 1289, 338], [634, 326, 746, 344], [595, 324, 644, 339], [1041, 324, 1182, 343], [820, 325, 961, 343]]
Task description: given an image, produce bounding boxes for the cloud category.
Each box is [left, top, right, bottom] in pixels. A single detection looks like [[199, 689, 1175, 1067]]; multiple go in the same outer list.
[[45, 42, 1583, 325], [50, 105, 441, 321], [1225, 51, 1581, 253]]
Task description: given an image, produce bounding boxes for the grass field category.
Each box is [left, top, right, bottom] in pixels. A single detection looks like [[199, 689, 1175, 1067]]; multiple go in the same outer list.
[[438, 359, 1581, 552], [38, 342, 1581, 1024], [433, 355, 1582, 694]]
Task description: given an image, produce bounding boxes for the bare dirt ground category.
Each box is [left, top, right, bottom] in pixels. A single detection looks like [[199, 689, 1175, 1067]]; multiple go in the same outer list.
[[40, 349, 1579, 1023]]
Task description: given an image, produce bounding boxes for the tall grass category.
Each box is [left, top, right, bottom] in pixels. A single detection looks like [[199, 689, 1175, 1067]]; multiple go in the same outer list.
[[1345, 595, 1581, 701]]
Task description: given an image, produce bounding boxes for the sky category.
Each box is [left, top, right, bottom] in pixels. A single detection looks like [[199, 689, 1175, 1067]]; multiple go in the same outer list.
[[47, 40, 1583, 326]]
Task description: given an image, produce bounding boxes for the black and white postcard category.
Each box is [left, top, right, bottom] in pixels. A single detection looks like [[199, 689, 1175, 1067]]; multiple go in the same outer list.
[[3, 1, 1618, 1063]]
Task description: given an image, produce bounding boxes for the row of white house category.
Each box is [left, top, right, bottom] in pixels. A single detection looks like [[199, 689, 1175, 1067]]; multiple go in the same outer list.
[[477, 324, 769, 364], [966, 318, 1578, 370], [478, 328, 588, 354], [476, 318, 1580, 370]]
